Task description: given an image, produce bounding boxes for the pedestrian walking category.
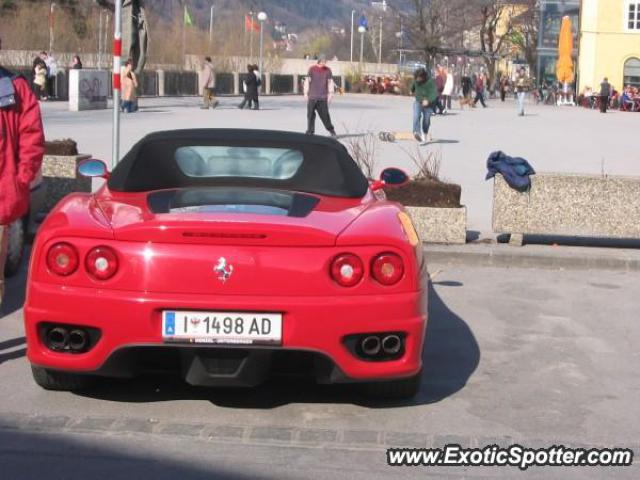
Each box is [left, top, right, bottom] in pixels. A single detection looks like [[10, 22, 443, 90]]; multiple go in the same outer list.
[[238, 64, 260, 110], [199, 56, 218, 110], [32, 60, 47, 101], [303, 54, 336, 137], [443, 67, 454, 112], [434, 65, 446, 114], [410, 67, 438, 143], [251, 64, 262, 109], [473, 73, 487, 108], [599, 77, 611, 113], [499, 73, 509, 102], [515, 67, 531, 116], [43, 52, 58, 100], [121, 59, 138, 113], [0, 37, 45, 307]]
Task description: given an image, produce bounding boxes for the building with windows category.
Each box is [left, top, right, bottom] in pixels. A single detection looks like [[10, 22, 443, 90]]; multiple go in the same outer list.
[[537, 0, 580, 85], [578, 0, 640, 92]]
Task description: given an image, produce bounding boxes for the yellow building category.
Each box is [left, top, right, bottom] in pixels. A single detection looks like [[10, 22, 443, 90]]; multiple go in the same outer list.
[[579, 0, 640, 92]]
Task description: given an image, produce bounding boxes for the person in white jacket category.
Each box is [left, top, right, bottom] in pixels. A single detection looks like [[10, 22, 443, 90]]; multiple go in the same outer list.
[[442, 67, 454, 112]]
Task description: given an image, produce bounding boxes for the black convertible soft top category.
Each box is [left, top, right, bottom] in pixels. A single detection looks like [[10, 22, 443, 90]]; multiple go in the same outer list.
[[108, 129, 369, 198]]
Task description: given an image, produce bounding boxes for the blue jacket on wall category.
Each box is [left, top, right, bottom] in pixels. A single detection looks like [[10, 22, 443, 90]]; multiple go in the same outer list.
[[485, 151, 536, 192]]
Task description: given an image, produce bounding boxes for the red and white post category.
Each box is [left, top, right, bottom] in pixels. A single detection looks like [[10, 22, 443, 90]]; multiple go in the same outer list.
[[112, 0, 123, 168]]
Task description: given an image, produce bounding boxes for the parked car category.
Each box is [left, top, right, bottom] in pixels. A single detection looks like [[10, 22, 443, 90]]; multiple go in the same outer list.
[[4, 168, 45, 277], [24, 129, 428, 398]]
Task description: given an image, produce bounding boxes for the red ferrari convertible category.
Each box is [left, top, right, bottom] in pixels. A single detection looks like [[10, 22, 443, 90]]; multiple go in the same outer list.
[[24, 129, 428, 398]]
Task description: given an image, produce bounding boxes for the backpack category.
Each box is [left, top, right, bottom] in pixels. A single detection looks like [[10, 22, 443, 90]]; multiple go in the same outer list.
[[0, 67, 18, 109]]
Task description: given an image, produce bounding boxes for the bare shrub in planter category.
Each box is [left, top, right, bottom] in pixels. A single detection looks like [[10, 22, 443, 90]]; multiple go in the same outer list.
[[44, 139, 78, 156], [385, 148, 461, 208], [342, 130, 378, 179]]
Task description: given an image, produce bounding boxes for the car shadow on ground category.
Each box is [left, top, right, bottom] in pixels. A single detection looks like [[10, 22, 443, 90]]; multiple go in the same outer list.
[[0, 429, 258, 480], [0, 337, 26, 365], [0, 256, 28, 318], [77, 282, 480, 409]]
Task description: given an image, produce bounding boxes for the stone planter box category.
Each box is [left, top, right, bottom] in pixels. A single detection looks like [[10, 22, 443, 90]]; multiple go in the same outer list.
[[42, 154, 92, 212], [406, 206, 467, 244], [493, 173, 640, 245]]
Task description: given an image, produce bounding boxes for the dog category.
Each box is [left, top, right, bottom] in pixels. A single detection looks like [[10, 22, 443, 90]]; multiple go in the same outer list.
[[458, 94, 474, 109]]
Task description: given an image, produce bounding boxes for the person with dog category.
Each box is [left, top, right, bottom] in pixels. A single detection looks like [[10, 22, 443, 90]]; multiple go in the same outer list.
[[473, 72, 487, 108], [411, 67, 438, 143]]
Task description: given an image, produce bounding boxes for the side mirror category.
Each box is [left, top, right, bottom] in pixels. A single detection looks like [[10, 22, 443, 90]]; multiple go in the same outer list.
[[78, 159, 109, 179], [371, 167, 409, 191], [381, 168, 409, 186]]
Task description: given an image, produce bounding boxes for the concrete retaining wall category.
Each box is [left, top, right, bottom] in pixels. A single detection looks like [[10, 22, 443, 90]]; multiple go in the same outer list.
[[1, 50, 398, 100], [406, 206, 467, 245], [493, 173, 640, 241]]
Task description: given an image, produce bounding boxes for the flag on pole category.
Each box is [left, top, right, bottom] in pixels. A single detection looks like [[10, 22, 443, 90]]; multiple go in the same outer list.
[[49, 3, 55, 29], [184, 5, 194, 26], [245, 14, 260, 32], [358, 15, 368, 31]]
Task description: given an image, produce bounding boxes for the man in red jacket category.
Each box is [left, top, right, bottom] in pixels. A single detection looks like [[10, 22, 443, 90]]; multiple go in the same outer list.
[[0, 37, 45, 306]]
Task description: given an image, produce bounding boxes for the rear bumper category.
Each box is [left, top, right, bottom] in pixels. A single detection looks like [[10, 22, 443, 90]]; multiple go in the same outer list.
[[25, 282, 427, 385]]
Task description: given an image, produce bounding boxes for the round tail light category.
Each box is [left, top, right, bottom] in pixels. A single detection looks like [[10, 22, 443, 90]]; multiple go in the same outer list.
[[371, 253, 404, 286], [85, 246, 119, 280], [46, 243, 79, 276], [330, 254, 364, 287]]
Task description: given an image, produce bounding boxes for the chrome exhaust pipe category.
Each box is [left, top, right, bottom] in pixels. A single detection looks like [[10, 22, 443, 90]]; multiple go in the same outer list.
[[381, 335, 402, 355], [68, 329, 88, 352], [361, 336, 381, 356], [47, 327, 69, 351]]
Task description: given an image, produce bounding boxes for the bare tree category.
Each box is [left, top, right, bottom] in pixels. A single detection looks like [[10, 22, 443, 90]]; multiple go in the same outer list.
[[409, 0, 450, 61], [477, 0, 515, 84], [508, 0, 539, 71], [406, 0, 478, 63]]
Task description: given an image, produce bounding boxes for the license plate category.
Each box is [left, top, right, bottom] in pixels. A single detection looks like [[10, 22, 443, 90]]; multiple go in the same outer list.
[[162, 311, 282, 345]]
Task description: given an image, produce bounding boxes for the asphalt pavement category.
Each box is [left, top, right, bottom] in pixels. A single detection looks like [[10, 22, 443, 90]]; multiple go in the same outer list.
[[1, 254, 638, 479]]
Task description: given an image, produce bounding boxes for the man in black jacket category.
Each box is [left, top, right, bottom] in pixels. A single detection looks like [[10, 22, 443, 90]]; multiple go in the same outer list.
[[599, 77, 611, 113]]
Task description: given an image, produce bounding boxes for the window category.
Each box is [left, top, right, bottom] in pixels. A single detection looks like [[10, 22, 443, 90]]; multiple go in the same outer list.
[[623, 58, 640, 88], [175, 146, 304, 180], [627, 2, 640, 30]]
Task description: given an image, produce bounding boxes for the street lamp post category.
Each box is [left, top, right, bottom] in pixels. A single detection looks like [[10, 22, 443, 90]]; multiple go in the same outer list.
[[98, 10, 103, 69], [209, 5, 214, 45], [378, 16, 383, 64], [49, 2, 56, 53], [358, 25, 366, 64], [350, 10, 355, 63], [112, 0, 122, 167], [249, 11, 255, 60], [258, 11, 268, 82]]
